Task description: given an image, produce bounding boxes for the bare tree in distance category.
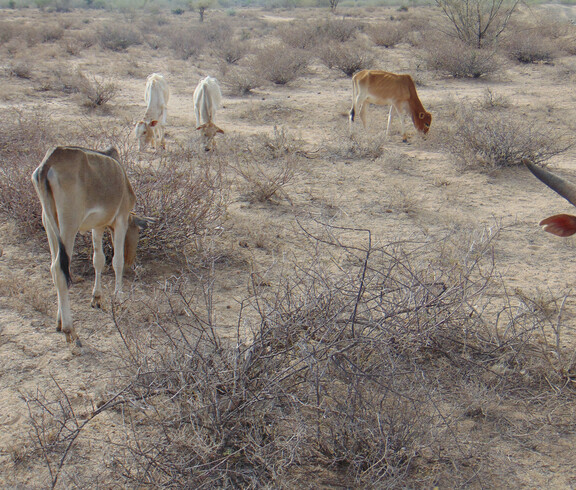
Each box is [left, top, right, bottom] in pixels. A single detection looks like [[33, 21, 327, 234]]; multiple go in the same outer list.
[[436, 0, 520, 48]]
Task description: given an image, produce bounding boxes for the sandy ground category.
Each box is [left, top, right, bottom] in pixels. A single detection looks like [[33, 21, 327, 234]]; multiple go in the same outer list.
[[2, 4, 576, 486]]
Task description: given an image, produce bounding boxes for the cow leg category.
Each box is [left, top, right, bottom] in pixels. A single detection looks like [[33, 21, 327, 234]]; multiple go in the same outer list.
[[53, 229, 79, 345], [111, 220, 128, 294], [159, 125, 166, 149], [385, 106, 395, 139], [42, 211, 62, 330], [359, 103, 368, 130], [91, 228, 105, 309], [394, 106, 408, 142]]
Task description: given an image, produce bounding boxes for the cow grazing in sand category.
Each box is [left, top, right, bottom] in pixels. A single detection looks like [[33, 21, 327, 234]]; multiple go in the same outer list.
[[135, 73, 170, 151], [32, 146, 148, 351], [193, 76, 224, 151], [525, 160, 576, 237], [349, 70, 432, 142]]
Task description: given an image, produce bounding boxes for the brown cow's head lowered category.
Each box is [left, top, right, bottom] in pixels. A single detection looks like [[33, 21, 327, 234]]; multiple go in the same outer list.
[[524, 160, 576, 237], [414, 110, 432, 134]]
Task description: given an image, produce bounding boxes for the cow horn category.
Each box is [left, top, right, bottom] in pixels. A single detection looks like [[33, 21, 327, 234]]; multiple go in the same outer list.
[[524, 159, 576, 208]]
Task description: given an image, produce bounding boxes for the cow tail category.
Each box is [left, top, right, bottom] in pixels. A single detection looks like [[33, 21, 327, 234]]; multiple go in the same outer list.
[[33, 152, 72, 288]]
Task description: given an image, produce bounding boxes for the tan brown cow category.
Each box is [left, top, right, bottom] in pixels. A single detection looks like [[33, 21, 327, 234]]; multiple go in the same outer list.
[[525, 160, 576, 237], [349, 70, 432, 142], [32, 146, 147, 350]]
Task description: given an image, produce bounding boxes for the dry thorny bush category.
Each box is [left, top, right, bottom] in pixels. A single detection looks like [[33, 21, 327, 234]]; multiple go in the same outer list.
[[445, 107, 573, 169], [0, 111, 228, 270], [225, 127, 302, 203], [20, 222, 576, 488]]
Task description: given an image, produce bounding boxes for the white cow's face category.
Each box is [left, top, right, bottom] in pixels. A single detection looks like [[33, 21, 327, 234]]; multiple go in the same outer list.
[[134, 121, 158, 150], [197, 122, 224, 151]]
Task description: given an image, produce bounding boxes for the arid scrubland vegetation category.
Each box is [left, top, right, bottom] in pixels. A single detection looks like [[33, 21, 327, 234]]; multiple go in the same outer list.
[[3, 0, 576, 487]]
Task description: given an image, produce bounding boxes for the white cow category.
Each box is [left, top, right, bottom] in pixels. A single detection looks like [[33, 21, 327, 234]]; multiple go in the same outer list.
[[193, 76, 224, 151], [135, 73, 170, 151]]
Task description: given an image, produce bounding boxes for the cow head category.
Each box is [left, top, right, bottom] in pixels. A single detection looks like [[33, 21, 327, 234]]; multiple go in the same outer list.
[[414, 111, 432, 134], [524, 160, 576, 237], [134, 120, 159, 151], [123, 214, 151, 270], [197, 122, 224, 151]]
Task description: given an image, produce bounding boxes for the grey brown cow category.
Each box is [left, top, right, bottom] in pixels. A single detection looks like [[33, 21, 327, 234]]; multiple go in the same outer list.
[[32, 146, 147, 350]]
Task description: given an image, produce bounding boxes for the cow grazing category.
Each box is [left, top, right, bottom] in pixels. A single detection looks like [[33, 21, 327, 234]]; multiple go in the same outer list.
[[193, 76, 224, 151], [135, 73, 170, 151], [525, 160, 576, 237], [349, 70, 432, 142], [32, 146, 148, 350]]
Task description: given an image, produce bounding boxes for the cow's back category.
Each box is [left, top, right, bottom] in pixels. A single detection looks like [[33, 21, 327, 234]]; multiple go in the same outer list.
[[144, 73, 169, 120], [41, 147, 135, 226], [193, 76, 222, 125], [357, 70, 412, 103]]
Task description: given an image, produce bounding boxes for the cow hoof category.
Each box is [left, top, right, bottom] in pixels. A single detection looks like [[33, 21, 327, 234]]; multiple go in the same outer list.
[[71, 339, 83, 356], [91, 297, 102, 309]]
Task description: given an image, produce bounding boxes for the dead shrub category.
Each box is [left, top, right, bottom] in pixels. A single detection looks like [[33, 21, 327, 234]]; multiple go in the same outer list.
[[0, 21, 16, 44], [502, 28, 555, 64], [249, 44, 310, 85], [479, 88, 510, 110], [225, 127, 301, 203], [366, 21, 405, 47], [446, 108, 572, 169], [276, 20, 321, 49], [329, 129, 386, 160], [7, 61, 33, 79], [166, 25, 207, 60], [22, 222, 576, 487], [37, 22, 65, 43], [63, 31, 96, 55], [0, 108, 58, 236], [317, 17, 361, 42], [127, 154, 228, 264], [222, 65, 263, 95], [212, 38, 250, 64], [318, 42, 374, 77], [98, 24, 142, 51], [80, 75, 119, 108], [234, 155, 299, 203], [422, 37, 499, 78]]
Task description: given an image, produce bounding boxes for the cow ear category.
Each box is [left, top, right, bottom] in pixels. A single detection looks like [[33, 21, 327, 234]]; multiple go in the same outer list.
[[540, 214, 576, 237], [217, 127, 225, 134], [149, 120, 158, 127], [131, 215, 155, 230], [196, 124, 206, 131], [419, 112, 425, 120]]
